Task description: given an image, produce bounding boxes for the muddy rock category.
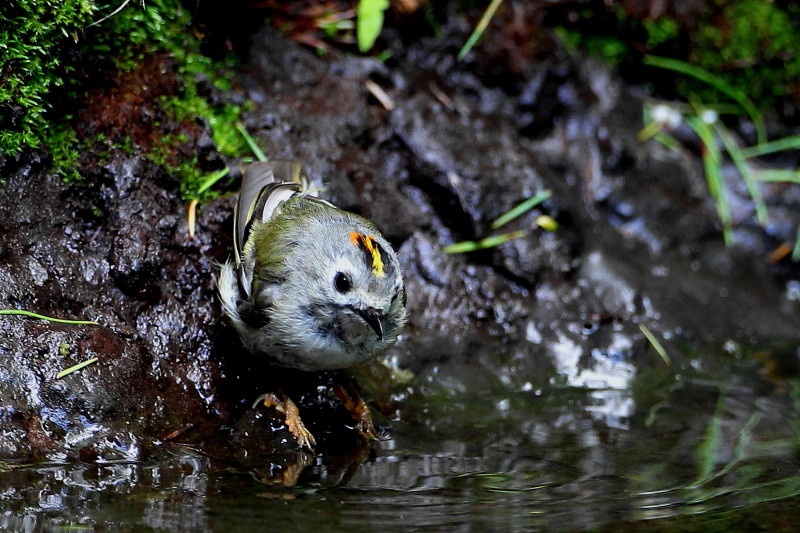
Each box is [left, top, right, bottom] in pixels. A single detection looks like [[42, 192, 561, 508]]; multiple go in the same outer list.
[[0, 153, 225, 462]]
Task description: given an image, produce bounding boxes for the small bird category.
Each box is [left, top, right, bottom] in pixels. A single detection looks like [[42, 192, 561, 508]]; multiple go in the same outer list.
[[218, 160, 407, 448]]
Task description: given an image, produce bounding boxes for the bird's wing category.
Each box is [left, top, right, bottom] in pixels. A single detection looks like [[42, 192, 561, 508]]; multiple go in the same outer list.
[[234, 160, 306, 262]]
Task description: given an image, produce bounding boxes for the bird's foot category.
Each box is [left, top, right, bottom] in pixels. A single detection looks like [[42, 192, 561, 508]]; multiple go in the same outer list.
[[332, 382, 377, 441], [254, 391, 316, 450]]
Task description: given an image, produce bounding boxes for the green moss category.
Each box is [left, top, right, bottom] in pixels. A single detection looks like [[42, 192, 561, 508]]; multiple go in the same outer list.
[[47, 127, 83, 182], [642, 17, 679, 49], [88, 0, 192, 68], [162, 90, 252, 161], [0, 0, 96, 155], [696, 0, 795, 67], [692, 0, 800, 105], [160, 78, 252, 200], [555, 27, 630, 66], [86, 0, 249, 197], [3, 0, 248, 198]]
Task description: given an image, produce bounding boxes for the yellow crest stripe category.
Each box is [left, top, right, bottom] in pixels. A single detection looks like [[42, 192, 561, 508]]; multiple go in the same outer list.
[[349, 231, 385, 277]]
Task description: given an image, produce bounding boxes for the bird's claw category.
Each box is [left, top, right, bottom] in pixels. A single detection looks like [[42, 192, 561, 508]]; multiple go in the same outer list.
[[332, 383, 378, 441], [255, 392, 316, 450]]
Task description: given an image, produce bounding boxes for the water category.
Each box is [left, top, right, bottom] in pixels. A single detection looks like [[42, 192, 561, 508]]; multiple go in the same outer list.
[[3, 341, 799, 532]]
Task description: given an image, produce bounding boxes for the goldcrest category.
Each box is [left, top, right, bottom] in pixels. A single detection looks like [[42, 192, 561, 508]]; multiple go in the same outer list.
[[218, 161, 407, 371]]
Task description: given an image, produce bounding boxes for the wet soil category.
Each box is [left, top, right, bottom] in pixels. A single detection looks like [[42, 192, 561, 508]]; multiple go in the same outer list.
[[1, 6, 799, 532]]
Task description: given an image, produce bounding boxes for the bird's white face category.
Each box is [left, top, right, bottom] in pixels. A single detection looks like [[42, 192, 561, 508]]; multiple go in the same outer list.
[[301, 230, 406, 362]]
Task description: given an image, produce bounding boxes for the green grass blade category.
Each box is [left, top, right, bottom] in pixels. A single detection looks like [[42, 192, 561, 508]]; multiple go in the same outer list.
[[638, 119, 664, 142], [690, 393, 726, 488], [638, 324, 672, 366], [739, 135, 800, 159], [711, 411, 762, 482], [753, 170, 800, 184], [714, 122, 768, 225], [644, 55, 766, 144], [236, 123, 266, 162], [444, 229, 527, 254], [457, 0, 504, 61], [56, 357, 99, 379], [686, 112, 733, 245], [491, 190, 551, 229], [0, 309, 98, 325], [195, 167, 230, 196], [793, 227, 800, 262], [653, 131, 681, 151]]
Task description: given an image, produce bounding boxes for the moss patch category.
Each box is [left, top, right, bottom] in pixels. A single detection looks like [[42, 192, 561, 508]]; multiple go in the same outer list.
[[1, 0, 249, 198], [0, 0, 96, 155], [692, 0, 800, 104]]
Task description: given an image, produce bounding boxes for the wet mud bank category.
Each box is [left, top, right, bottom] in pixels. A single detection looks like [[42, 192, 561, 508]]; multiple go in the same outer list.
[[0, 17, 798, 470]]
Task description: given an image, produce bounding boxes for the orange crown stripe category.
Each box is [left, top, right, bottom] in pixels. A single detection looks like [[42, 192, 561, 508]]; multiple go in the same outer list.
[[349, 231, 385, 277]]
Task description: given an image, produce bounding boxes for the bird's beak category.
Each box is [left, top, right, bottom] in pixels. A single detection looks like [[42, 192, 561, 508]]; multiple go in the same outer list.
[[355, 307, 384, 340]]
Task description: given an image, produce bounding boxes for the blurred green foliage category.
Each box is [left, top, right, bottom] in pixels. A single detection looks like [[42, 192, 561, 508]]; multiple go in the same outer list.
[[555, 0, 800, 110], [356, 0, 389, 52], [692, 0, 799, 104]]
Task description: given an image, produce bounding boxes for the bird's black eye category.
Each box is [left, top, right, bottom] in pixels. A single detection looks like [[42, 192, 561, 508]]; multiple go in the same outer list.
[[334, 272, 352, 293]]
